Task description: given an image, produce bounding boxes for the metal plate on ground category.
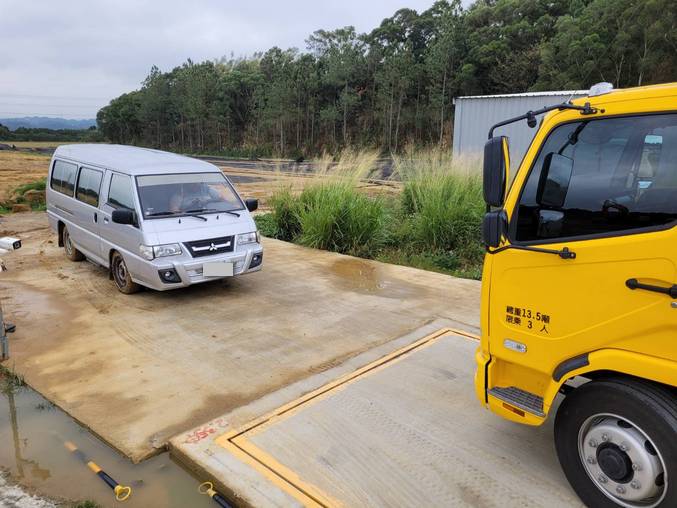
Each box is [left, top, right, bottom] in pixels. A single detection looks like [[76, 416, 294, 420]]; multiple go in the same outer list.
[[203, 261, 234, 277], [214, 330, 581, 507]]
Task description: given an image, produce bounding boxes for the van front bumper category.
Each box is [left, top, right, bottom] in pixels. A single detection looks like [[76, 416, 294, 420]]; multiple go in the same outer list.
[[128, 245, 263, 291]]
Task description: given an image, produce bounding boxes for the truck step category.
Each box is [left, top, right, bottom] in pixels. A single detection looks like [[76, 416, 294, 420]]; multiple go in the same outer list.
[[488, 386, 545, 417]]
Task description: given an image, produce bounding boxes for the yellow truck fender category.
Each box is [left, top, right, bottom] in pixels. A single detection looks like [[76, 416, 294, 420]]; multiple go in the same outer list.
[[543, 348, 677, 415]]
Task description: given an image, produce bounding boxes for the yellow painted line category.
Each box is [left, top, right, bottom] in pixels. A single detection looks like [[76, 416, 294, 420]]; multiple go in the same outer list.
[[216, 437, 327, 507], [215, 327, 479, 507]]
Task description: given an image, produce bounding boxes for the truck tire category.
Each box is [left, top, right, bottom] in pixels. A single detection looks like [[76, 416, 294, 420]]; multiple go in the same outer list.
[[110, 251, 141, 294], [555, 377, 677, 507], [62, 225, 85, 261]]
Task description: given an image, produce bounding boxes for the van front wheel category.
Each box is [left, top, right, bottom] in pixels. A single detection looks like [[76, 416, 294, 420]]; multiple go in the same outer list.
[[62, 226, 84, 261], [111, 251, 141, 294], [555, 377, 677, 507]]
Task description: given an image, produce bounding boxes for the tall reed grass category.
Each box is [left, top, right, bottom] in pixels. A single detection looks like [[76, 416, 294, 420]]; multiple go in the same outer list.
[[257, 148, 485, 279], [394, 149, 484, 263]]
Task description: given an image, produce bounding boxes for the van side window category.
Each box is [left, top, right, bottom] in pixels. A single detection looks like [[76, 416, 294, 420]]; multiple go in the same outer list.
[[108, 174, 135, 210], [50, 160, 78, 196], [514, 114, 677, 242], [75, 167, 103, 207]]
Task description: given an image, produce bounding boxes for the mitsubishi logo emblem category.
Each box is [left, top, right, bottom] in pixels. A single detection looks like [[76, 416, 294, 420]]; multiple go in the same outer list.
[[208, 243, 217, 251]]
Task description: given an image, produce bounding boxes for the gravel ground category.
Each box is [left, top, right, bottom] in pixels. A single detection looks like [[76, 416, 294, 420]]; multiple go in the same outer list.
[[0, 475, 56, 508]]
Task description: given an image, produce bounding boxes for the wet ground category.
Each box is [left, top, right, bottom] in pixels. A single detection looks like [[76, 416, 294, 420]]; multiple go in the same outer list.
[[0, 212, 480, 463], [0, 376, 214, 508]]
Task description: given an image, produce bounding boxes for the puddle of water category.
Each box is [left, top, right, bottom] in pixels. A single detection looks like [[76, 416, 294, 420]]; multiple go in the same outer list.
[[329, 258, 386, 292], [0, 378, 215, 508], [226, 174, 265, 184]]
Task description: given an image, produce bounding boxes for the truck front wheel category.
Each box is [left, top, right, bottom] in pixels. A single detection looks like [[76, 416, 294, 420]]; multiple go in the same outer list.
[[555, 377, 676, 507]]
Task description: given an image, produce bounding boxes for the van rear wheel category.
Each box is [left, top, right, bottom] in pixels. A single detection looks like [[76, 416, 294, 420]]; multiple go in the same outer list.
[[111, 251, 141, 294], [62, 226, 84, 261], [555, 377, 677, 507]]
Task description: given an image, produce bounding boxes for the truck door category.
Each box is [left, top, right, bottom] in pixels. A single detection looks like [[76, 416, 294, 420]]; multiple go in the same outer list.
[[490, 113, 677, 377]]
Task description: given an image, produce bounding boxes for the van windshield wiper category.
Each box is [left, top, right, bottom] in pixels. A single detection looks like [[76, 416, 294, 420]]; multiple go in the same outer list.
[[146, 210, 208, 221], [186, 207, 241, 218], [184, 207, 240, 219], [146, 210, 181, 218]]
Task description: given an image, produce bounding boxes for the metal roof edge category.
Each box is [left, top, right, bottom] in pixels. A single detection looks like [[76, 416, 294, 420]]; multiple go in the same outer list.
[[454, 90, 587, 100]]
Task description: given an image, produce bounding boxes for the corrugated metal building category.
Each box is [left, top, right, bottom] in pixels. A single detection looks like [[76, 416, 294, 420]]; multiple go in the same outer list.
[[452, 90, 587, 168]]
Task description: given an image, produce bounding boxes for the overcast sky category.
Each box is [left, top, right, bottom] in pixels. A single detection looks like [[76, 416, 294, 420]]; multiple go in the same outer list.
[[0, 0, 441, 119]]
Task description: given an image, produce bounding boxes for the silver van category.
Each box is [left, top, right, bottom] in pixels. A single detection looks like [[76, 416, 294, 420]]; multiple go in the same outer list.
[[46, 144, 263, 293]]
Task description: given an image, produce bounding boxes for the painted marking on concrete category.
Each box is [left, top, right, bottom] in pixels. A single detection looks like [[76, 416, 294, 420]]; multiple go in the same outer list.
[[214, 327, 479, 507]]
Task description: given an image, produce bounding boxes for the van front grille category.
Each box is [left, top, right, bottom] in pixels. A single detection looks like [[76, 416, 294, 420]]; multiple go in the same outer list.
[[184, 236, 234, 258]]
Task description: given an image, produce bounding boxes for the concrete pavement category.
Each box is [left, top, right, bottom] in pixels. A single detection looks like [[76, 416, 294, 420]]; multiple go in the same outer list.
[[171, 328, 581, 507], [0, 213, 480, 462]]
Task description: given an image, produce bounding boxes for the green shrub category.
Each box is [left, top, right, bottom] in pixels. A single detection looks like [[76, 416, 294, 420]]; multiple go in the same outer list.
[[296, 182, 386, 256], [14, 178, 46, 196], [254, 213, 278, 238], [269, 187, 302, 241], [395, 149, 484, 253]]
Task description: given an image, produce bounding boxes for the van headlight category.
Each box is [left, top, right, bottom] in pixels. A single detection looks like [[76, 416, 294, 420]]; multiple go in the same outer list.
[[139, 243, 182, 260], [237, 231, 259, 245]]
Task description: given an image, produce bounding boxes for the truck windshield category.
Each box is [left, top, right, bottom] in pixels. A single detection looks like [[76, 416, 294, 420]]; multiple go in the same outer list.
[[514, 113, 677, 242], [136, 173, 243, 219]]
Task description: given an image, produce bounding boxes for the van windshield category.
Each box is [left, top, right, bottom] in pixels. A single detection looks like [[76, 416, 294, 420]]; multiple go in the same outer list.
[[136, 173, 243, 219]]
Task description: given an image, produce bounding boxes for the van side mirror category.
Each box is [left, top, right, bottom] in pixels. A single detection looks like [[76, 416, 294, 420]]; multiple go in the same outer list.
[[483, 136, 509, 207], [536, 153, 574, 209], [245, 198, 258, 212], [111, 209, 136, 225], [482, 210, 505, 248]]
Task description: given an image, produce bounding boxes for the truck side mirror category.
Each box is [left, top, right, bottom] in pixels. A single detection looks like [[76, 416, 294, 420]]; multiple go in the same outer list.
[[482, 210, 506, 248], [536, 153, 574, 209], [245, 198, 258, 212], [483, 136, 509, 207], [111, 209, 136, 225]]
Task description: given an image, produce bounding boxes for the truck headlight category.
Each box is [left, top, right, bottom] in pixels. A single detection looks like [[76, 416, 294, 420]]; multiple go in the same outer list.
[[237, 231, 259, 245], [139, 243, 182, 260]]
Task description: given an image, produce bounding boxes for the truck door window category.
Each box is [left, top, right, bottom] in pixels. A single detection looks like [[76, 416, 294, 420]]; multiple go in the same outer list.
[[514, 114, 677, 242], [108, 174, 135, 210]]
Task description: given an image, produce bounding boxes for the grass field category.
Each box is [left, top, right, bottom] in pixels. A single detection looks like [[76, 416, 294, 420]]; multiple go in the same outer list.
[[0, 151, 51, 200]]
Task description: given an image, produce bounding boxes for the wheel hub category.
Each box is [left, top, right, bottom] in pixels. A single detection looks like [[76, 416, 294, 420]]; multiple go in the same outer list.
[[597, 443, 633, 483], [579, 414, 666, 507], [64, 232, 72, 254], [114, 259, 127, 285]]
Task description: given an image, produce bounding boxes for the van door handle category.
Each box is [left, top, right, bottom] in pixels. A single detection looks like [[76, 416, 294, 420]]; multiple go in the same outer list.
[[626, 278, 677, 298], [94, 213, 98, 223]]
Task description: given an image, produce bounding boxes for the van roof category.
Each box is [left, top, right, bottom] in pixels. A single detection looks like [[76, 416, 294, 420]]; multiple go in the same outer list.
[[53, 144, 219, 176]]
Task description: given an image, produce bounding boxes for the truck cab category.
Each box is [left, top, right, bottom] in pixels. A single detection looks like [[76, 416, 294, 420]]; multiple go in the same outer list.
[[476, 82, 677, 507]]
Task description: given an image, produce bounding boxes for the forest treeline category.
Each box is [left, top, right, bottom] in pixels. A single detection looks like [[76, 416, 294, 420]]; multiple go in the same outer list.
[[96, 0, 677, 156]]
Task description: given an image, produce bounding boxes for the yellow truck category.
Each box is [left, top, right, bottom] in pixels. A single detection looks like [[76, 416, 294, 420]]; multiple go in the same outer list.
[[477, 82, 677, 507]]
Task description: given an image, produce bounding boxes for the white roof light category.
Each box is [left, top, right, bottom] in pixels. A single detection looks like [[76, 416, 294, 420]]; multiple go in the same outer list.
[[589, 82, 614, 97]]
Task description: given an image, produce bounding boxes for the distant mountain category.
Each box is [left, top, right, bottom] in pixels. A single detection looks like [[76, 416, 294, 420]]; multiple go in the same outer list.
[[0, 117, 96, 131]]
